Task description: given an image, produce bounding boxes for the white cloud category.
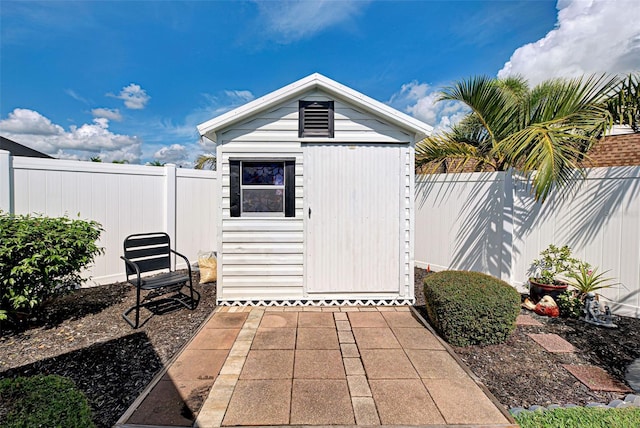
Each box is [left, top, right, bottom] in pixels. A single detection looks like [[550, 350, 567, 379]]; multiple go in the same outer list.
[[153, 144, 189, 165], [0, 108, 141, 162], [388, 81, 469, 134], [0, 108, 64, 135], [91, 108, 122, 121], [65, 89, 91, 105], [224, 90, 254, 103], [499, 0, 640, 84], [154, 89, 256, 140], [255, 0, 368, 43], [110, 83, 151, 109]]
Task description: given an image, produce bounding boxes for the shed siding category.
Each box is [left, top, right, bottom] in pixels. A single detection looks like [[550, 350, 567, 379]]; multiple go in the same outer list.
[[217, 90, 414, 303], [220, 91, 412, 144]]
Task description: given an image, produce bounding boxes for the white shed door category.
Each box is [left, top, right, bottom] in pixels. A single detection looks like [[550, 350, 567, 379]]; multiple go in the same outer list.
[[305, 144, 401, 294]]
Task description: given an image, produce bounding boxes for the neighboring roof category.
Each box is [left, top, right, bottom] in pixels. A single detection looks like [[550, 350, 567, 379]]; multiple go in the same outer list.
[[197, 73, 433, 142], [0, 136, 53, 158], [588, 131, 640, 167]]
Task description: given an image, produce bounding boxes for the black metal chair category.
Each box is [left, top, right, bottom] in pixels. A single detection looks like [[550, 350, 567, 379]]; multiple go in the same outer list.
[[121, 232, 200, 328]]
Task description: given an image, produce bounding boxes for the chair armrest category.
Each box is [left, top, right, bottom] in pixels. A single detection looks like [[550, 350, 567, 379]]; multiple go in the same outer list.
[[121, 256, 142, 286], [170, 249, 192, 277]]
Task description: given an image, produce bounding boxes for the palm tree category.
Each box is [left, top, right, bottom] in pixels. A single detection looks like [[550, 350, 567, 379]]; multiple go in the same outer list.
[[194, 154, 216, 170], [606, 72, 639, 131], [147, 160, 165, 167], [416, 74, 619, 201]]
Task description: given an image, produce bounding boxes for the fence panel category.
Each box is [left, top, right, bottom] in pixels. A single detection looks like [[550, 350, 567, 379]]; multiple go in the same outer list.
[[416, 166, 640, 317], [2, 152, 217, 286]]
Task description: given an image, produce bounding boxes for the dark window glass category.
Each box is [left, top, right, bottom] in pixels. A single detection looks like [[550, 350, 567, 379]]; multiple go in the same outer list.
[[242, 162, 284, 185], [242, 189, 284, 212]]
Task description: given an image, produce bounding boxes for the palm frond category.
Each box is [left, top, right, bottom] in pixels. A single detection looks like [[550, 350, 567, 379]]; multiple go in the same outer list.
[[416, 134, 493, 173], [195, 154, 216, 170]]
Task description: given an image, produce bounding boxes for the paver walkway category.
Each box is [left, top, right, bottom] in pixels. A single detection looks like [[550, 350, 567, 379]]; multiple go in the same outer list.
[[118, 306, 515, 427]]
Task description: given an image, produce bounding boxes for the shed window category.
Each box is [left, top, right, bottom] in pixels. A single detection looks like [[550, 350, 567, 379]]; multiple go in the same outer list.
[[299, 101, 334, 137], [230, 160, 295, 217]]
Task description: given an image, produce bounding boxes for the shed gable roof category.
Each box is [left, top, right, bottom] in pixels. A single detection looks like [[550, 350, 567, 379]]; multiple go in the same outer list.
[[197, 73, 433, 142]]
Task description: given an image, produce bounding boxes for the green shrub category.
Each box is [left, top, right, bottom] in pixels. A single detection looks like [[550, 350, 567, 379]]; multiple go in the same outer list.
[[556, 290, 583, 318], [0, 375, 95, 428], [515, 406, 640, 428], [423, 270, 520, 346], [0, 212, 103, 321]]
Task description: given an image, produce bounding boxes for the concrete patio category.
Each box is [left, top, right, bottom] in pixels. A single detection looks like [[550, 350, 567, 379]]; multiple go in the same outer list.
[[118, 306, 516, 427]]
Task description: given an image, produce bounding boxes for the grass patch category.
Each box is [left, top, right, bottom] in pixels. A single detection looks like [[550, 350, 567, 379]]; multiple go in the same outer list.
[[515, 406, 640, 428], [0, 374, 95, 428]]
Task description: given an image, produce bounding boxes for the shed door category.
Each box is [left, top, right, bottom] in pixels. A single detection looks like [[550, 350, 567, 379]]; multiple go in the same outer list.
[[305, 144, 401, 294]]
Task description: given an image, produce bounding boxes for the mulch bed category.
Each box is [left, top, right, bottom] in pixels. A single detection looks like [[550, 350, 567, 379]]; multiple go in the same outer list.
[[414, 267, 640, 409], [1, 267, 639, 427], [0, 271, 216, 428]]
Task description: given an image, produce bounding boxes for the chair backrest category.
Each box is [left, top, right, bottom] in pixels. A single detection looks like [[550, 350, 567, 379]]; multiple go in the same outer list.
[[123, 232, 172, 276]]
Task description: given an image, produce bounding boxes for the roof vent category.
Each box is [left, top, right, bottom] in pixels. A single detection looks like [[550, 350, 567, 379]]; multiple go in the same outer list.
[[299, 101, 334, 138]]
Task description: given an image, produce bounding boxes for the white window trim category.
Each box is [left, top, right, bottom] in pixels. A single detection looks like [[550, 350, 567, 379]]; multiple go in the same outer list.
[[240, 160, 286, 217]]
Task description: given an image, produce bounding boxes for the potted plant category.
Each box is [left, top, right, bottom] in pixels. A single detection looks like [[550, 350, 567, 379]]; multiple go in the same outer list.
[[528, 244, 580, 302], [556, 263, 619, 318]]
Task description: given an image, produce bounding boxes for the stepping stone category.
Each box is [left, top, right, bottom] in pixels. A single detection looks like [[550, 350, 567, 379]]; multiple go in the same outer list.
[[516, 314, 543, 326], [527, 333, 575, 353], [626, 358, 640, 392], [562, 364, 632, 392]]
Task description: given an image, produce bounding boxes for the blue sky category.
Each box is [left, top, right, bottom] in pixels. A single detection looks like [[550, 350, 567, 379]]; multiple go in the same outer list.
[[1, 1, 638, 166]]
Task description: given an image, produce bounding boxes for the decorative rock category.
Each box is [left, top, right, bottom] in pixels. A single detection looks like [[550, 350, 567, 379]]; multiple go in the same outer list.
[[509, 407, 527, 416], [546, 404, 562, 410], [585, 402, 607, 408], [624, 394, 640, 405], [529, 405, 546, 412], [626, 358, 640, 392], [607, 399, 625, 408], [564, 403, 579, 408]]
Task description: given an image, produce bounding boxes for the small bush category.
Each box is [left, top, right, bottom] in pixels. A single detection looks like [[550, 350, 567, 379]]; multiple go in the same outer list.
[[556, 290, 583, 318], [515, 406, 640, 428], [0, 212, 103, 321], [0, 375, 95, 428], [423, 270, 520, 346]]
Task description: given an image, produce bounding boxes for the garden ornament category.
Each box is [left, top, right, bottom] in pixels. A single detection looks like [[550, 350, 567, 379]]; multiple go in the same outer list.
[[534, 295, 560, 317], [582, 292, 618, 328]]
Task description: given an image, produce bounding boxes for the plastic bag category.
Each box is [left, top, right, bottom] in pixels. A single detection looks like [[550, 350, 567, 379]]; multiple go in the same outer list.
[[198, 251, 217, 283]]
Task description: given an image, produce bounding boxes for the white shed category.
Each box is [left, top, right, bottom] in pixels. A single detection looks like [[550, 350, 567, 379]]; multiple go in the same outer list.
[[197, 73, 432, 306]]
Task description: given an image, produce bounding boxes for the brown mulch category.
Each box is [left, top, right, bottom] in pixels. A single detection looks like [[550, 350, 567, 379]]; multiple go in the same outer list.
[[1, 267, 639, 427], [0, 271, 216, 428], [414, 267, 640, 409]]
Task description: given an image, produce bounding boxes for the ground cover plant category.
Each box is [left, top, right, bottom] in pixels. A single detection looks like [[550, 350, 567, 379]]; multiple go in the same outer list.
[[0, 212, 103, 323], [514, 406, 640, 428], [0, 374, 95, 428]]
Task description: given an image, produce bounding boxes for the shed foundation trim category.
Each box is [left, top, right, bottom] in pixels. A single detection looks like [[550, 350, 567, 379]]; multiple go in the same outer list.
[[217, 298, 415, 307]]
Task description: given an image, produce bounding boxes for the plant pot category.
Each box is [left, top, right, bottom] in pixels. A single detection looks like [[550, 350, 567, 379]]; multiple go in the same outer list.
[[529, 278, 568, 303]]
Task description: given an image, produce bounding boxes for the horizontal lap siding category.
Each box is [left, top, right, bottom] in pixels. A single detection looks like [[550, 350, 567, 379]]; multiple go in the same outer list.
[[219, 141, 304, 300], [217, 90, 413, 302]]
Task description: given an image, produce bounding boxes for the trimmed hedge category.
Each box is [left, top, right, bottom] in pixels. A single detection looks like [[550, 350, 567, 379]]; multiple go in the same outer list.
[[423, 270, 520, 346], [0, 374, 95, 428]]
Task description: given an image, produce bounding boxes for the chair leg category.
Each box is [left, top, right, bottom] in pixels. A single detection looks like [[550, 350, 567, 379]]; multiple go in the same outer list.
[[122, 287, 142, 329]]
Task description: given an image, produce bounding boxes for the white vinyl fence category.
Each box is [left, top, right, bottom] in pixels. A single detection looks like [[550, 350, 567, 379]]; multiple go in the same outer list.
[[415, 166, 640, 317], [2, 149, 639, 317], [0, 150, 217, 285]]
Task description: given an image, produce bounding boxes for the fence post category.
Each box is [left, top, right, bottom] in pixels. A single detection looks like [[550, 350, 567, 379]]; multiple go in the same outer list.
[[501, 169, 515, 285], [0, 150, 13, 214], [164, 164, 177, 264]]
